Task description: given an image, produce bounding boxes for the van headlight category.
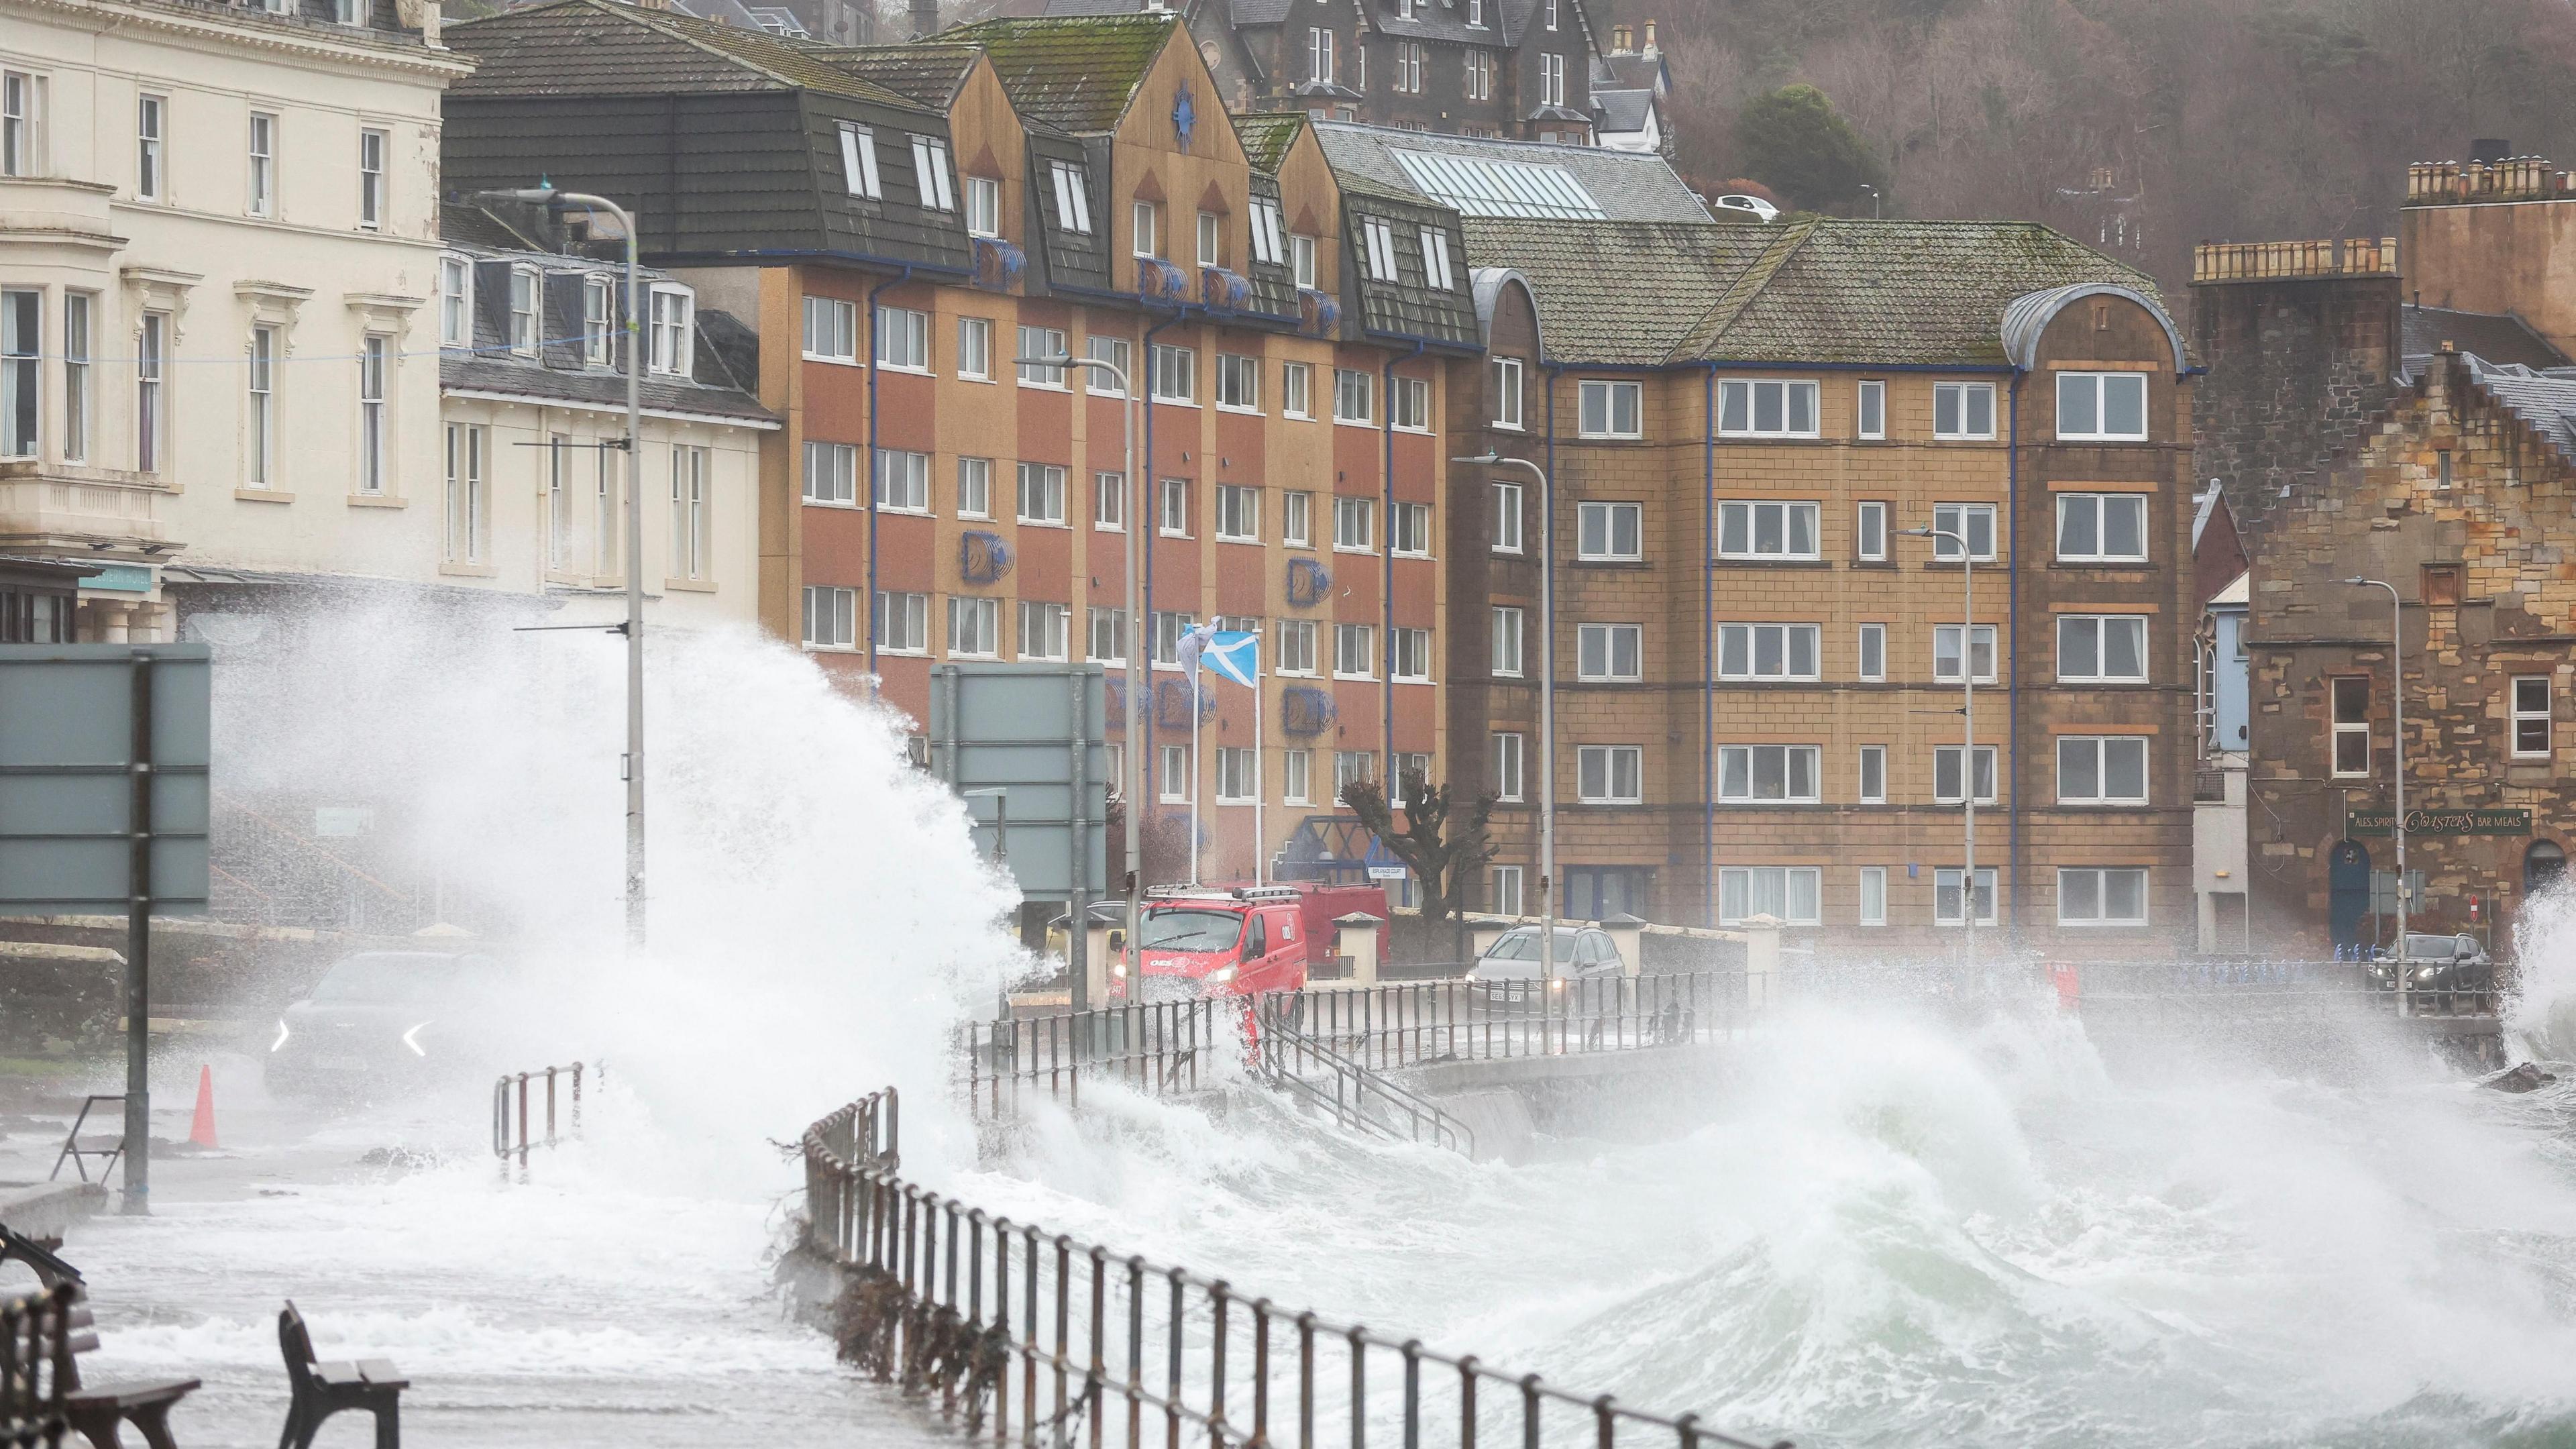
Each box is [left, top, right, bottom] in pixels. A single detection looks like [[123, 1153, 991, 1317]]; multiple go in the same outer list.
[[1209, 965, 1236, 983], [270, 1019, 290, 1053]]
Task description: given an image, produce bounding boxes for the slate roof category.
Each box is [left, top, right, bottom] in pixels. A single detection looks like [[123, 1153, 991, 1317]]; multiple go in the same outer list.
[[1594, 50, 1664, 91], [1460, 215, 2171, 368], [448, 0, 926, 109], [1366, 0, 1511, 47], [2402, 305, 2570, 372], [936, 13, 1176, 131], [1313, 121, 1707, 222], [2463, 356, 2576, 464], [1592, 88, 1652, 136], [1227, 0, 1295, 23], [828, 41, 983, 104], [1232, 111, 1303, 174]]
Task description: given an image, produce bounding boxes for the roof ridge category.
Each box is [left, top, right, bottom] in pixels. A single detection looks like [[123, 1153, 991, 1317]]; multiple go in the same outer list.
[[574, 0, 930, 111], [1672, 217, 1817, 362]]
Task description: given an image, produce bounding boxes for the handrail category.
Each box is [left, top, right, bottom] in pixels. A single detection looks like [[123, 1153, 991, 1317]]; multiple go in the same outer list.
[[961, 1000, 1232, 1114], [1252, 996, 1475, 1156], [799, 1087, 1787, 1449], [492, 1061, 599, 1171]]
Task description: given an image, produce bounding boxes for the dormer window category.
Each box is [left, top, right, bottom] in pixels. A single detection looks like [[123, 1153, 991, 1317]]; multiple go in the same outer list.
[[647, 284, 694, 377], [910, 134, 955, 212], [1361, 219, 1398, 281], [1466, 0, 1482, 24], [1544, 0, 1556, 28], [838, 122, 881, 199], [1417, 227, 1452, 289], [584, 275, 614, 366], [1250, 199, 1285, 265], [507, 266, 539, 356], [1049, 160, 1092, 233]]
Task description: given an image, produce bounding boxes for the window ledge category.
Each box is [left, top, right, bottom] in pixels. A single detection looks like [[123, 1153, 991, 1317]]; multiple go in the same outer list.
[[1332, 417, 1378, 429], [439, 561, 499, 578], [1018, 518, 1072, 530], [803, 354, 863, 368], [1216, 404, 1263, 417], [1216, 534, 1263, 546], [234, 487, 293, 503], [805, 498, 862, 510], [667, 578, 718, 593], [346, 492, 405, 508]]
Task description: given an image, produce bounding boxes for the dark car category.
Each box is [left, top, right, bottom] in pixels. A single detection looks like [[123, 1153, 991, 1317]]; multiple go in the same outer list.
[[266, 949, 509, 1093], [2367, 932, 2494, 994]]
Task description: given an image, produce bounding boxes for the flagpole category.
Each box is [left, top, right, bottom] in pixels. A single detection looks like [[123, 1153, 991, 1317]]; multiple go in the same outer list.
[[1190, 667, 1202, 886], [1254, 658, 1266, 886]]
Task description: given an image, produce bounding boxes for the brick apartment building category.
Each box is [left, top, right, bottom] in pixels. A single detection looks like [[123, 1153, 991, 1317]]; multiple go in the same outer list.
[[440, 4, 1477, 890]]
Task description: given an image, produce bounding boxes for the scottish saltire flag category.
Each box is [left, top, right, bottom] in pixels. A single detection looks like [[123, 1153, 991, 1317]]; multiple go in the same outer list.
[[1199, 631, 1260, 687], [1177, 620, 1221, 679]]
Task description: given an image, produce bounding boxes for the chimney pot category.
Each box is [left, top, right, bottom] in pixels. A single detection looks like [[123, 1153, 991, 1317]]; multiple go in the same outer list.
[[1642, 19, 1658, 54]]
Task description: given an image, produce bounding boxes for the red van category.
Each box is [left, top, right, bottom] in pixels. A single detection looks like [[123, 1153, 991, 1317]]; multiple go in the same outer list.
[[1118, 882, 1389, 1002]]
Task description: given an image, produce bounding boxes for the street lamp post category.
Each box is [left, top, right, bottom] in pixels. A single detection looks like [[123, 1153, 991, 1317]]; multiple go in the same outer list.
[[1457, 453, 1556, 983], [1021, 350, 1138, 1010], [2347, 576, 2408, 1014], [1902, 524, 1978, 967], [478, 186, 647, 949]]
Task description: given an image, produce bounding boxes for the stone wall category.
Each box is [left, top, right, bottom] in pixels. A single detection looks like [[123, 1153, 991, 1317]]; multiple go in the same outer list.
[[2191, 270, 2402, 530]]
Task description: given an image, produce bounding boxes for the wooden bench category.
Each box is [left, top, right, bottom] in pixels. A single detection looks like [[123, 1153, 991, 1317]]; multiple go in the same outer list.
[[63, 1299, 201, 1449], [277, 1301, 406, 1449], [1, 1220, 85, 1289]]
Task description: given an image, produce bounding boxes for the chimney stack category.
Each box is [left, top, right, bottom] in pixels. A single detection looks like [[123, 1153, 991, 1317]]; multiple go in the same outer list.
[[1642, 19, 1658, 55], [909, 0, 939, 39], [1609, 23, 1631, 51]]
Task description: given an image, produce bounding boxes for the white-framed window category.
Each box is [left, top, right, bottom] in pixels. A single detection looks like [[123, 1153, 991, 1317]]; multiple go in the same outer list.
[[1390, 502, 1432, 557], [1489, 356, 1524, 429], [839, 122, 882, 198], [1250, 199, 1285, 266], [909, 133, 955, 212], [1362, 220, 1400, 281], [1047, 160, 1091, 232], [1491, 607, 1523, 678], [358, 127, 386, 229], [669, 445, 710, 581], [802, 297, 858, 362], [802, 441, 858, 505], [1216, 484, 1260, 541], [1334, 368, 1374, 423], [2331, 676, 2370, 776], [1717, 378, 1819, 437], [1578, 745, 1644, 804], [507, 266, 540, 356], [1195, 210, 1222, 268], [1932, 624, 1998, 684], [1491, 480, 1523, 553], [1282, 362, 1314, 419], [803, 585, 859, 649], [1933, 745, 1998, 804], [1418, 227, 1453, 289], [441, 423, 487, 564], [1150, 612, 1198, 669], [547, 432, 571, 570], [1935, 868, 1998, 926], [1392, 39, 1422, 92], [1014, 598, 1066, 659], [648, 286, 694, 376], [2056, 492, 2148, 562], [438, 255, 472, 348], [1017, 325, 1068, 387], [584, 276, 614, 366], [1150, 343, 1197, 403], [948, 595, 1000, 658], [136, 93, 164, 201], [1578, 623, 1644, 682], [1217, 352, 1260, 411], [1393, 376, 1431, 431], [1016, 462, 1067, 525], [2058, 614, 2149, 683], [958, 317, 993, 380], [1334, 751, 1375, 805], [1334, 623, 1375, 680], [2057, 735, 2149, 804], [1492, 732, 1524, 802], [348, 329, 379, 491], [1087, 606, 1128, 665], [247, 111, 276, 217], [1717, 501, 1817, 559], [60, 293, 91, 464], [1933, 381, 1996, 439], [1720, 744, 1819, 804], [875, 591, 930, 653], [1931, 503, 1996, 561], [1719, 867, 1820, 926], [1856, 501, 1888, 561], [2057, 371, 2149, 441], [1858, 745, 1886, 805], [1282, 489, 1313, 547], [2058, 868, 2148, 926], [1717, 623, 1818, 681], [941, 455, 987, 519], [2, 71, 43, 180], [1394, 627, 1432, 683], [1215, 747, 1256, 804], [1132, 199, 1160, 258], [1306, 25, 1334, 83], [1858, 866, 1887, 926], [246, 325, 278, 486], [873, 448, 930, 512], [1490, 864, 1523, 915], [1540, 52, 1566, 106], [1081, 335, 1130, 396], [1, 290, 37, 459], [1577, 500, 1643, 561], [1284, 748, 1314, 806], [1275, 618, 1318, 676], [1579, 380, 1642, 438], [1333, 495, 1374, 552], [877, 305, 930, 372], [1858, 623, 1885, 682], [1464, 48, 1493, 101], [1093, 471, 1126, 531], [2515, 676, 2553, 757], [965, 174, 1001, 237], [1291, 233, 1318, 289], [1159, 477, 1190, 536], [594, 445, 622, 577], [1856, 380, 1885, 439]]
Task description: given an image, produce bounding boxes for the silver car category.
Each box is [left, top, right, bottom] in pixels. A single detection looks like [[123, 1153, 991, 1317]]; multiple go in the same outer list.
[[1468, 926, 1625, 982]]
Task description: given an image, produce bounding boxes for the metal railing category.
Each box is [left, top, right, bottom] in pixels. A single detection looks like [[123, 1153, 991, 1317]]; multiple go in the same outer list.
[[1, 1281, 77, 1446], [2067, 959, 2504, 1019], [962, 1002, 1233, 1114], [492, 1061, 598, 1170], [1250, 997, 1474, 1156], [1275, 973, 1742, 1073], [800, 1087, 1788, 1449]]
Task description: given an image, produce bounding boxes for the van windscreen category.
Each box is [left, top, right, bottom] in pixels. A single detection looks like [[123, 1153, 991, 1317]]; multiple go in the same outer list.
[[1140, 909, 1243, 951]]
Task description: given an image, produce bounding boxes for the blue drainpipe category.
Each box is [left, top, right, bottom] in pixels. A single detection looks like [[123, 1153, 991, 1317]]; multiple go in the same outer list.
[[863, 266, 914, 681], [1383, 337, 1426, 790], [1139, 307, 1184, 830]]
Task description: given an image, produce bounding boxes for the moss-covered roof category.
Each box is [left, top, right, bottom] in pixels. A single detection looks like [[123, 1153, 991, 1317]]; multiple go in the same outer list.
[[448, 0, 928, 111], [1231, 111, 1303, 174], [826, 42, 983, 107], [935, 13, 1176, 133]]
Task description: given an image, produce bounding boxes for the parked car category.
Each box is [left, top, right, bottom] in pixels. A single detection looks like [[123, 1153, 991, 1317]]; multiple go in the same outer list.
[[2367, 932, 2494, 993], [266, 949, 515, 1094], [1468, 926, 1626, 982], [1713, 193, 1780, 223]]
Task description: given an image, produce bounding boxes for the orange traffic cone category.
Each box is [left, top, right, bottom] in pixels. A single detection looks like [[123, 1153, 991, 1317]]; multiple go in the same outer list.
[[189, 1063, 219, 1148]]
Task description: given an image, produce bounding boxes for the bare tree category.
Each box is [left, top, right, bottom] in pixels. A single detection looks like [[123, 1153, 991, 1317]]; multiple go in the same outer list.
[[1340, 771, 1498, 959]]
